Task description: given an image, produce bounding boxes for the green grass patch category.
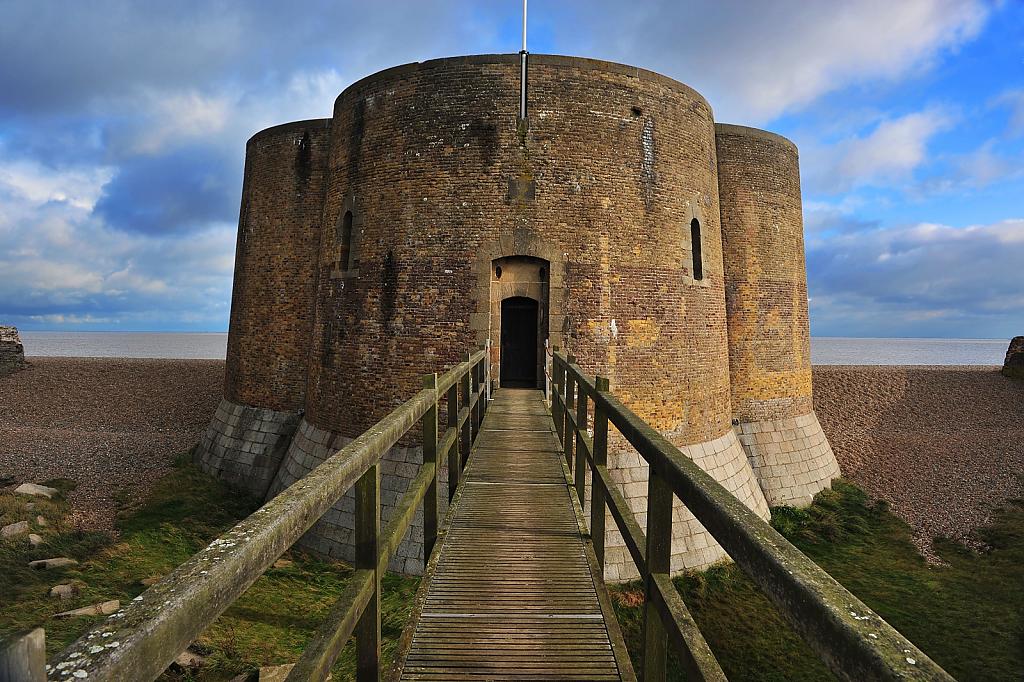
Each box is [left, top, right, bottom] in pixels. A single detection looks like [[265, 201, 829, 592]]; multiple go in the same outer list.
[[610, 480, 1024, 682], [0, 454, 419, 680]]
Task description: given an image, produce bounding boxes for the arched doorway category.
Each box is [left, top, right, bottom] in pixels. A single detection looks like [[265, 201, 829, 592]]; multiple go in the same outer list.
[[500, 296, 539, 388], [488, 256, 549, 390]]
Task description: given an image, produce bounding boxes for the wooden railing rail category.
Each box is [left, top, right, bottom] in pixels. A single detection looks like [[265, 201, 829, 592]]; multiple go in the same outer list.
[[548, 349, 954, 682], [37, 349, 489, 682]]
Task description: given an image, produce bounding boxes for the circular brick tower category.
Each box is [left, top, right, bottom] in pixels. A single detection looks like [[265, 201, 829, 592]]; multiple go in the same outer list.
[[716, 124, 840, 506], [194, 119, 331, 498], [196, 54, 837, 580]]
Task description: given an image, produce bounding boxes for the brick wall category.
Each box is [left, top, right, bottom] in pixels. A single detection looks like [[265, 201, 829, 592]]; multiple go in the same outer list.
[[717, 124, 840, 506], [224, 119, 332, 412], [207, 55, 834, 575], [717, 124, 813, 422], [304, 55, 733, 447]]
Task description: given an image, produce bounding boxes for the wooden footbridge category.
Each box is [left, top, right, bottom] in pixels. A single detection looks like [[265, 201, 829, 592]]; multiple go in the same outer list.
[[400, 388, 630, 680], [14, 349, 953, 681]]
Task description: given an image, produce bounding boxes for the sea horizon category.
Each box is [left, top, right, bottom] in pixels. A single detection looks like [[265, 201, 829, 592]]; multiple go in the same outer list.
[[14, 331, 1012, 366]]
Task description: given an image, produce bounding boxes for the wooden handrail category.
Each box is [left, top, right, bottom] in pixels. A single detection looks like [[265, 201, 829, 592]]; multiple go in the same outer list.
[[549, 351, 954, 682], [40, 349, 489, 682]]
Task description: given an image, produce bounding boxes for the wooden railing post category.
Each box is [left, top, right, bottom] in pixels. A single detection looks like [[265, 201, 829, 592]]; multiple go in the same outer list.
[[552, 348, 564, 444], [563, 354, 576, 468], [484, 342, 492, 403], [469, 354, 479, 436], [574, 382, 588, 505], [422, 373, 439, 562], [446, 381, 460, 503], [460, 353, 473, 468], [354, 463, 381, 681], [591, 376, 610, 567], [642, 462, 672, 682], [474, 352, 485, 426]]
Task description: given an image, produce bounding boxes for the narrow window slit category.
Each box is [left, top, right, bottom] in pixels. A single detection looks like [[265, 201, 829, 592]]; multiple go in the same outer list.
[[690, 218, 703, 281]]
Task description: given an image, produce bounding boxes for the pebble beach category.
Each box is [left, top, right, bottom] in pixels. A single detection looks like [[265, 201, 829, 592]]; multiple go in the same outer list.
[[0, 357, 222, 531], [814, 365, 1024, 558], [1, 357, 1021, 558]]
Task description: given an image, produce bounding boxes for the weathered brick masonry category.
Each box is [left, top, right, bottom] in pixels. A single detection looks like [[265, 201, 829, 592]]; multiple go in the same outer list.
[[194, 54, 839, 579], [0, 326, 26, 375], [717, 124, 839, 505], [194, 120, 330, 498]]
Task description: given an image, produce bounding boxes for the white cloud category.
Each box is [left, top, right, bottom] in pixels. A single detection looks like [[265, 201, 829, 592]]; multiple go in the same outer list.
[[0, 160, 114, 210], [804, 108, 955, 193], [28, 314, 118, 325], [0, 157, 235, 329], [569, 0, 990, 122], [113, 89, 233, 155], [808, 216, 1024, 337]]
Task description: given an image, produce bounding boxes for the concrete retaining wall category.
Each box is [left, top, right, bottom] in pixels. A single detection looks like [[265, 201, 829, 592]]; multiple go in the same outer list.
[[266, 418, 450, 574]]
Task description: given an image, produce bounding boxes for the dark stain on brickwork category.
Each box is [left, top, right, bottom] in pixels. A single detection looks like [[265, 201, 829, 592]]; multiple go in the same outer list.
[[347, 99, 366, 184], [380, 250, 398, 333], [294, 131, 312, 185], [470, 118, 499, 167]]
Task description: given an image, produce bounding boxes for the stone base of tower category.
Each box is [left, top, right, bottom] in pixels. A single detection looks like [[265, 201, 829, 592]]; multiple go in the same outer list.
[[736, 411, 840, 507], [265, 418, 450, 575], [597, 429, 771, 583], [193, 398, 301, 499]]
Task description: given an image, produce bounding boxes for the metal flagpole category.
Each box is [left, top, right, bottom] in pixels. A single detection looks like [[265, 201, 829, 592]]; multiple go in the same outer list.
[[519, 0, 528, 121]]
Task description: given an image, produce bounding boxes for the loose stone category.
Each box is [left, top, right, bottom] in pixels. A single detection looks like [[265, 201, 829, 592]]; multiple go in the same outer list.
[[29, 557, 78, 570], [1, 520, 29, 538], [50, 584, 77, 599], [55, 600, 120, 618], [14, 483, 59, 498]]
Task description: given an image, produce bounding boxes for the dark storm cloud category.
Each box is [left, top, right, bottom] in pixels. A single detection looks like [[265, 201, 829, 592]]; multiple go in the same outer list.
[[0, 1, 498, 116], [0, 0, 1014, 334], [93, 147, 238, 234]]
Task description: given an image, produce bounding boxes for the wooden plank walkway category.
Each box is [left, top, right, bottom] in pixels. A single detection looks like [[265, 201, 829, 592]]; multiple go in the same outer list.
[[400, 388, 630, 681]]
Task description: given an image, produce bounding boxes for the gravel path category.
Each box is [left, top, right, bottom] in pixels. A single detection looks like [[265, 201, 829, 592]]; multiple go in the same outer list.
[[814, 365, 1024, 559], [0, 357, 223, 531]]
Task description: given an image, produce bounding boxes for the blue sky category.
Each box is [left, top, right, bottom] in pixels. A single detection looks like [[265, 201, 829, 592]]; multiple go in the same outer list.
[[0, 0, 1021, 338]]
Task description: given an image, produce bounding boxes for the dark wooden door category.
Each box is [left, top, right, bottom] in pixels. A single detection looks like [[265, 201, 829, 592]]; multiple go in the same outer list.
[[500, 297, 539, 388]]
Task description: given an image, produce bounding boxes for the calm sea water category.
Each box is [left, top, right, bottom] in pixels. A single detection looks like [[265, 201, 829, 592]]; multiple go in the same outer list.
[[21, 332, 229, 359], [18, 332, 1010, 365], [809, 337, 1007, 366]]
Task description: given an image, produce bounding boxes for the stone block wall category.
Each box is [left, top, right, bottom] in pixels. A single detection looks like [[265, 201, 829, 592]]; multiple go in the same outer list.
[[193, 398, 300, 499], [597, 428, 770, 581], [0, 326, 26, 375], [736, 413, 839, 507], [266, 419, 451, 575]]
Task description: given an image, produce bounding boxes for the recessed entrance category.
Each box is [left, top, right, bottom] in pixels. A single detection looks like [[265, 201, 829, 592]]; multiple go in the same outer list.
[[500, 297, 539, 388]]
